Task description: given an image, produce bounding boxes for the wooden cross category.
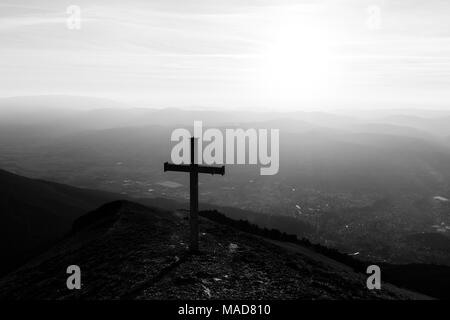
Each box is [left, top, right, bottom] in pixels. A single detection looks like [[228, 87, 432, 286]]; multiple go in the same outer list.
[[164, 137, 225, 252]]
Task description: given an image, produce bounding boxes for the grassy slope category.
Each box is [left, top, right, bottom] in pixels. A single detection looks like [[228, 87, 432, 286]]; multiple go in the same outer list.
[[0, 201, 426, 300], [0, 169, 120, 275]]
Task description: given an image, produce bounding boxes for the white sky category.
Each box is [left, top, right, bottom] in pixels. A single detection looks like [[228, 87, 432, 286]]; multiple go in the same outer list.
[[1, 0, 450, 110]]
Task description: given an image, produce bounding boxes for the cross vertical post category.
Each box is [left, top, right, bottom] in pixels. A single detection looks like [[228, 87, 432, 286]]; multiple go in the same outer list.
[[164, 136, 225, 252], [189, 137, 199, 252]]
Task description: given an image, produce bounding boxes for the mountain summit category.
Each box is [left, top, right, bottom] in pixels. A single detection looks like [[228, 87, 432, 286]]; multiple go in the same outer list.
[[0, 200, 426, 300]]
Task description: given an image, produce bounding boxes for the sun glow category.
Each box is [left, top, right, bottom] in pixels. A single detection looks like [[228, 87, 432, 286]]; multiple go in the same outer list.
[[255, 14, 340, 103]]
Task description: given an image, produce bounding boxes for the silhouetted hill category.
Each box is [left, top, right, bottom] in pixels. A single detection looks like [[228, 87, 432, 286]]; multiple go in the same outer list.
[[201, 210, 450, 299], [0, 200, 427, 300], [0, 169, 119, 275]]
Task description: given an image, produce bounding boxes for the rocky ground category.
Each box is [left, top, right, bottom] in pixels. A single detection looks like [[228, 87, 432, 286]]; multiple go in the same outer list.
[[0, 201, 427, 300]]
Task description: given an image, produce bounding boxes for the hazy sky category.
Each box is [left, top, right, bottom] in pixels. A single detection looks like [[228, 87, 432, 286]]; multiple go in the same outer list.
[[1, 0, 450, 110]]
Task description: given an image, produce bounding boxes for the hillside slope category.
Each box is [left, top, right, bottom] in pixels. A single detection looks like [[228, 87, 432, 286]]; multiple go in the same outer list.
[[0, 200, 426, 300], [0, 169, 119, 275]]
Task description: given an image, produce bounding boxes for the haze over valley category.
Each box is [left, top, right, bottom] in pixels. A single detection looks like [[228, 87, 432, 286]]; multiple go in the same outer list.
[[2, 95, 450, 268]]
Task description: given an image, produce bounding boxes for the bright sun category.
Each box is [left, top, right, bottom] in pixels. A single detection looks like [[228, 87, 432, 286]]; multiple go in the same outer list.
[[256, 15, 338, 103]]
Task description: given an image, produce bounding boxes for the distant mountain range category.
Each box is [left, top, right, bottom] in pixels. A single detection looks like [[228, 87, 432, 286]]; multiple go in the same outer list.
[[1, 96, 450, 299]]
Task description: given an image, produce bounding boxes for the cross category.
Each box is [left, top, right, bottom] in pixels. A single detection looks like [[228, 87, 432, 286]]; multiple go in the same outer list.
[[164, 137, 225, 252]]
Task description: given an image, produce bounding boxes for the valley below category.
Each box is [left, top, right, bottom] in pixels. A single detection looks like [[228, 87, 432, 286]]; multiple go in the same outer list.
[[1, 100, 450, 299]]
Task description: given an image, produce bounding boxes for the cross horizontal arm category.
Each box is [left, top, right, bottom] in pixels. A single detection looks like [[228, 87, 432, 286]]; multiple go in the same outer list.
[[197, 165, 225, 175], [164, 162, 225, 175], [164, 162, 191, 173]]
